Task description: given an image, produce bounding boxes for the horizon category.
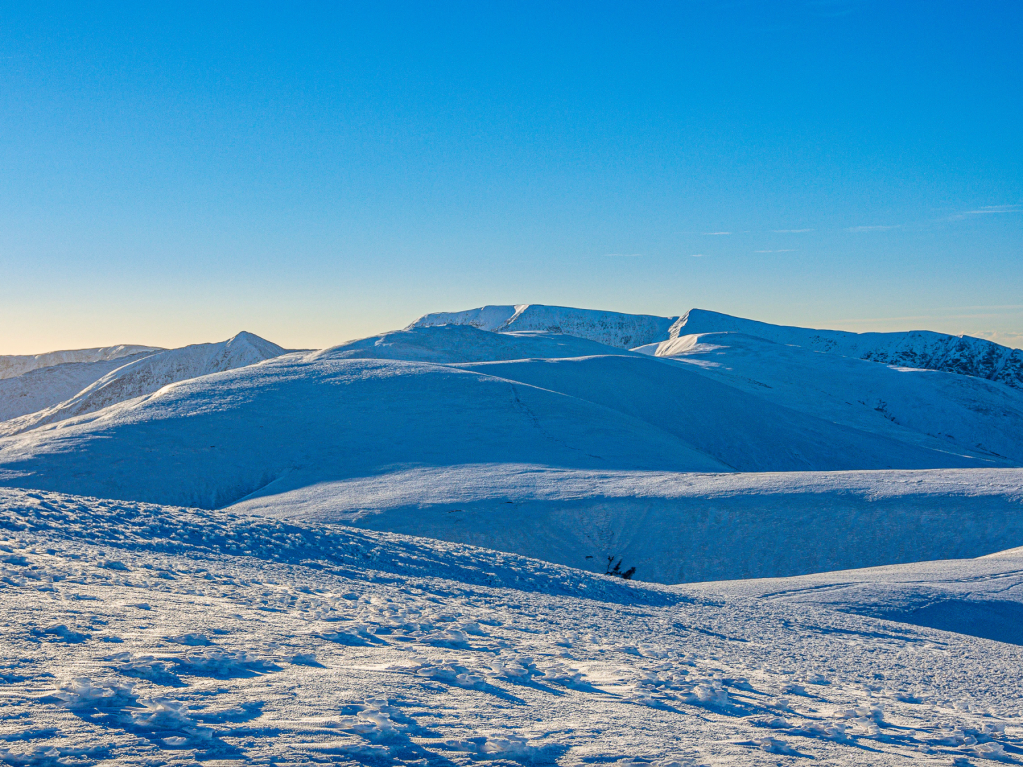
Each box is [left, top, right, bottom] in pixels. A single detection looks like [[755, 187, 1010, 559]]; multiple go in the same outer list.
[[2, 1, 1020, 354], [4, 301, 1023, 357]]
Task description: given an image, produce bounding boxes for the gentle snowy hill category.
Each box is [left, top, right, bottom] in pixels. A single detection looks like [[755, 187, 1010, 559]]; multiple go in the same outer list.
[[0, 352, 156, 423], [409, 304, 678, 348], [0, 327, 1006, 512], [235, 464, 1023, 584], [0, 344, 160, 380], [673, 308, 1023, 389], [634, 331, 1023, 464], [0, 331, 288, 436], [2, 486, 1022, 765]]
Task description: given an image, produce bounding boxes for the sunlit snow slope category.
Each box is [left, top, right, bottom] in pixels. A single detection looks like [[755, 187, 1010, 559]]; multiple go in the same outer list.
[[413, 303, 1023, 387], [0, 344, 160, 380], [671, 308, 1023, 389], [410, 304, 678, 348], [0, 325, 1020, 585], [0, 332, 287, 436], [634, 331, 1023, 463], [0, 352, 155, 422]]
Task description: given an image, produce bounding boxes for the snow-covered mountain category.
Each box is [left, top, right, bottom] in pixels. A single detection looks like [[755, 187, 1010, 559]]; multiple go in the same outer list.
[[411, 303, 1023, 389], [326, 324, 627, 363], [409, 304, 678, 349], [0, 351, 156, 422], [0, 331, 287, 436], [634, 331, 1023, 464], [0, 343, 160, 380], [672, 308, 1023, 389], [1, 324, 1021, 584]]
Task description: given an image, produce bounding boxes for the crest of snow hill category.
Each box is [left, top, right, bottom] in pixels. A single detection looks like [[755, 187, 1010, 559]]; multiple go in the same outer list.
[[2, 305, 1023, 584]]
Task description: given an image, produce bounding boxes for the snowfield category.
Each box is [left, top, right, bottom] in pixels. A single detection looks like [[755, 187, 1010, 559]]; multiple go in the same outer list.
[[2, 304, 1023, 764], [1, 488, 1022, 766]]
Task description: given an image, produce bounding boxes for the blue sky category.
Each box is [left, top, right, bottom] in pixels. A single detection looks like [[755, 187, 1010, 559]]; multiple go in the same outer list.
[[1, 0, 1021, 353]]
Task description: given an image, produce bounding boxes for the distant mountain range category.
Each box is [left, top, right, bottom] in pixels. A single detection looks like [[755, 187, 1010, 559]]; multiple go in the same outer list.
[[412, 304, 1023, 389], [2, 305, 1021, 582]]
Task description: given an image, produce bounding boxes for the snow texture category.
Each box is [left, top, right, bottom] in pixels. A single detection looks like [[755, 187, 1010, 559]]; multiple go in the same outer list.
[[0, 487, 1021, 766]]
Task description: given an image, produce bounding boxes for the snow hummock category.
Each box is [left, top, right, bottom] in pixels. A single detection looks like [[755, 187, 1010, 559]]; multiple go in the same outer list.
[[0, 344, 160, 380]]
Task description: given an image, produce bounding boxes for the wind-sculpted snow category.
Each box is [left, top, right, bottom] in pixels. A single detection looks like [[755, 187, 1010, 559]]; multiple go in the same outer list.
[[410, 304, 678, 348], [0, 331, 287, 436], [674, 308, 1023, 389], [635, 331, 1023, 463], [235, 464, 1023, 583], [2, 487, 1023, 765], [0, 352, 155, 422], [0, 344, 160, 380]]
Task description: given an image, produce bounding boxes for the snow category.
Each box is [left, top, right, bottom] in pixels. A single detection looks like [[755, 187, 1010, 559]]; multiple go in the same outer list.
[[410, 304, 679, 349], [410, 303, 1023, 388], [233, 464, 1023, 584], [3, 305, 1023, 764], [3, 327, 1015, 513], [671, 308, 1023, 389], [0, 352, 155, 422], [1, 486, 1022, 765], [0, 344, 160, 380], [633, 331, 1023, 464], [0, 332, 287, 436]]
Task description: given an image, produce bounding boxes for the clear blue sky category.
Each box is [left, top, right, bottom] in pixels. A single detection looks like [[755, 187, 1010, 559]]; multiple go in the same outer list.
[[2, 0, 1021, 353]]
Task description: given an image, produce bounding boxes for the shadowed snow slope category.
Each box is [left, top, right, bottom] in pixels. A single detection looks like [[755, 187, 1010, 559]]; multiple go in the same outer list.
[[0, 332, 287, 436], [0, 352, 156, 422], [0, 327, 1005, 512], [634, 332, 1023, 464], [409, 304, 678, 348], [233, 465, 1023, 584], [672, 308, 1023, 389], [0, 344, 160, 380]]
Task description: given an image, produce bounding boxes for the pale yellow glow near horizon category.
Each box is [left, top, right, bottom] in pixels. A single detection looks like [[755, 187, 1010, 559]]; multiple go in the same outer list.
[[3, 305, 1022, 356]]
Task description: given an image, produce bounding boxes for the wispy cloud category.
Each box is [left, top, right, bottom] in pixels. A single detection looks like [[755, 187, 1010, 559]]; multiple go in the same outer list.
[[605, 253, 642, 257], [689, 253, 706, 258], [702, 231, 732, 236], [846, 224, 900, 232], [949, 204, 1022, 221], [772, 228, 813, 234], [754, 249, 794, 253]]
